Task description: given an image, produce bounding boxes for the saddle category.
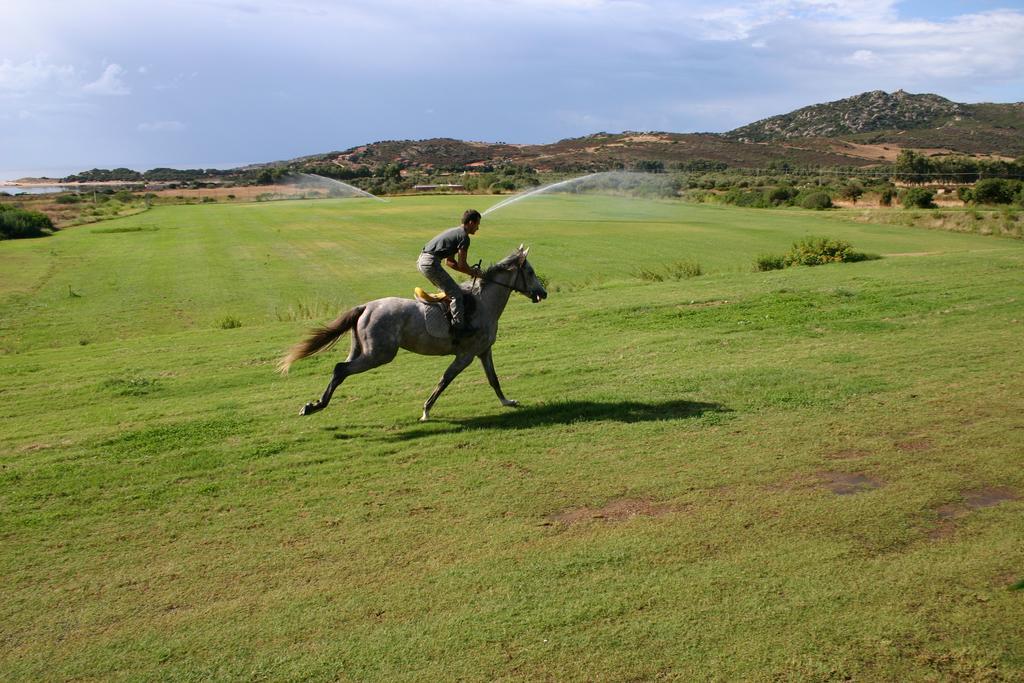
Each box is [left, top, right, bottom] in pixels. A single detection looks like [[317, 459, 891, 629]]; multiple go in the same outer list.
[[414, 287, 449, 305], [413, 287, 478, 339]]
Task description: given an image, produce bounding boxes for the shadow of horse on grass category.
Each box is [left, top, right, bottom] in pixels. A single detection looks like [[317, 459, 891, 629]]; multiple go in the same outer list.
[[377, 399, 730, 442]]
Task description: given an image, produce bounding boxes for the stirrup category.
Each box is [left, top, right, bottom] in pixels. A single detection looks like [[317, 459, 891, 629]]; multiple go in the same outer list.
[[414, 287, 448, 304]]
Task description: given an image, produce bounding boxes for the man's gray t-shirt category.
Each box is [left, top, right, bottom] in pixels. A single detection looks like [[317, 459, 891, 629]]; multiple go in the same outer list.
[[422, 227, 469, 259]]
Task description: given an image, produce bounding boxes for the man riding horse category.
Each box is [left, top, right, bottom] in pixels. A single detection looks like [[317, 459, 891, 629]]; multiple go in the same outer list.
[[280, 243, 547, 421], [416, 209, 483, 339]]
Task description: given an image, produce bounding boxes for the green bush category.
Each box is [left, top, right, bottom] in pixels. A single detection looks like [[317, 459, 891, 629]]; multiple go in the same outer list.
[[665, 260, 702, 279], [218, 316, 242, 329], [766, 186, 797, 206], [0, 205, 54, 239], [754, 254, 786, 271], [900, 188, 936, 209], [684, 190, 714, 203], [784, 236, 874, 267], [634, 260, 702, 281], [721, 188, 770, 208], [838, 182, 864, 204], [797, 191, 833, 210], [972, 178, 1020, 205], [877, 187, 896, 206]]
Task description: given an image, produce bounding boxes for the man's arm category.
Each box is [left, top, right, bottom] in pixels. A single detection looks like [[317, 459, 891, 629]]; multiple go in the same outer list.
[[446, 248, 481, 277]]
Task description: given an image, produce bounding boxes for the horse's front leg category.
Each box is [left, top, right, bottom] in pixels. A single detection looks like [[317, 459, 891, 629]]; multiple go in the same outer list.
[[421, 353, 475, 422], [479, 347, 518, 408]]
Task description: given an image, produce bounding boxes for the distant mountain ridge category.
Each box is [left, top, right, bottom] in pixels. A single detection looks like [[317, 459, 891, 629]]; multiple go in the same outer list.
[[723, 90, 967, 141], [39, 90, 1024, 183], [312, 91, 1022, 171]]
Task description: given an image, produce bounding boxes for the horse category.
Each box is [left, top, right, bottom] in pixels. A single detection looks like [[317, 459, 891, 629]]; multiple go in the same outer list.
[[278, 245, 548, 421]]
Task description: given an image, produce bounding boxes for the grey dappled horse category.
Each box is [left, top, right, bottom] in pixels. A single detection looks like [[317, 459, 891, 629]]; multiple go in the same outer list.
[[278, 246, 547, 421]]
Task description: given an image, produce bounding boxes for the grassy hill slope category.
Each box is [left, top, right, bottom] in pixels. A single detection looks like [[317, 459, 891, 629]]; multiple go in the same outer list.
[[2, 196, 1023, 680]]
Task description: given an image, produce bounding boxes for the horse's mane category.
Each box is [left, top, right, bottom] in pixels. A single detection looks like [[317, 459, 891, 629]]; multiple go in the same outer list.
[[468, 249, 522, 295], [484, 249, 522, 277]]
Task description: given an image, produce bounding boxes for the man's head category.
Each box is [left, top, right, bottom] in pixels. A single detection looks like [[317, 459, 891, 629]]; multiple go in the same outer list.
[[462, 209, 481, 234]]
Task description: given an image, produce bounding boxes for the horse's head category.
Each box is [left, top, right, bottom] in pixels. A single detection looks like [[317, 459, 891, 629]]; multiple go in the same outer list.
[[514, 245, 547, 303], [483, 245, 548, 303]]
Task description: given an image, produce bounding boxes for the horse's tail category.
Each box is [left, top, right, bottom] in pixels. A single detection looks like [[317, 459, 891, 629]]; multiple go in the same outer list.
[[277, 305, 365, 374]]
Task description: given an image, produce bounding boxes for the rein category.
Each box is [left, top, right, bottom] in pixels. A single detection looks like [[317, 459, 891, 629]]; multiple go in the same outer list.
[[473, 262, 527, 295]]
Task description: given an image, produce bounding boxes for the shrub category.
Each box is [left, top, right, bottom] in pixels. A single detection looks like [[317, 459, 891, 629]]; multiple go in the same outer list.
[[798, 191, 833, 210], [784, 236, 873, 266], [0, 205, 54, 239], [722, 188, 769, 208], [635, 267, 664, 282], [55, 194, 81, 204], [766, 186, 797, 205], [754, 254, 786, 271], [839, 182, 864, 204], [634, 260, 702, 281], [218, 316, 242, 329], [684, 190, 714, 203], [972, 178, 1020, 205], [900, 188, 936, 209], [665, 260, 702, 279]]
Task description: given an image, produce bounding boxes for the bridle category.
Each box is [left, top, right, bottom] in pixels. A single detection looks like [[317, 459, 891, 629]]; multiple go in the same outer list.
[[472, 261, 530, 296]]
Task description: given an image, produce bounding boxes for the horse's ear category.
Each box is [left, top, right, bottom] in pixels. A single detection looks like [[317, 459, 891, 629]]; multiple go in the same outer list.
[[517, 243, 524, 252], [522, 246, 530, 258]]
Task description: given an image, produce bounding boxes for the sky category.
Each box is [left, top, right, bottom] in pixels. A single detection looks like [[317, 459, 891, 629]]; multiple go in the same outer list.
[[2, 0, 1023, 179]]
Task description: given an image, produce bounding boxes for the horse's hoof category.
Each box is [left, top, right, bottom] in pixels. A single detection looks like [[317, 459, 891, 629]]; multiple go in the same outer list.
[[502, 399, 519, 408], [419, 413, 430, 422], [300, 402, 319, 416]]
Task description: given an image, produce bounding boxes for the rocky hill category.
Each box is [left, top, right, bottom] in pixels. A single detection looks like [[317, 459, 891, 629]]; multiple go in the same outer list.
[[722, 90, 1024, 157], [316, 131, 880, 174], [724, 90, 966, 141], [52, 91, 1024, 183], [313, 91, 1022, 172]]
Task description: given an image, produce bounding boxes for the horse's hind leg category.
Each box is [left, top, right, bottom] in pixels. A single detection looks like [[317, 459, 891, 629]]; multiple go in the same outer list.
[[299, 361, 347, 415], [299, 339, 395, 416]]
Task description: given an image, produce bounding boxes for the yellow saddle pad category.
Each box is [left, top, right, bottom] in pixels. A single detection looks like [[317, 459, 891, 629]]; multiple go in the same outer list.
[[414, 287, 448, 304]]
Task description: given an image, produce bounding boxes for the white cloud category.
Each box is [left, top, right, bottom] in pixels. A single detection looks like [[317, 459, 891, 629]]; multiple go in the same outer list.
[[3, 0, 1024, 174], [845, 49, 880, 66], [82, 63, 130, 95], [138, 120, 185, 132], [789, 9, 1024, 83], [0, 58, 77, 95]]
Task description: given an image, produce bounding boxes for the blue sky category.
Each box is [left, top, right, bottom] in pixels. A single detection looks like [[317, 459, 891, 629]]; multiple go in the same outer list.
[[2, 0, 1023, 178]]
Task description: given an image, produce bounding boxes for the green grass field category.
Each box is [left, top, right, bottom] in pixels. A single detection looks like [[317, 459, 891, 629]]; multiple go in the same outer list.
[[2, 195, 1023, 680]]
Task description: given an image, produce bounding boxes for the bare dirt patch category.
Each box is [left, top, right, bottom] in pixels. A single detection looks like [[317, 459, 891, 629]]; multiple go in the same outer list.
[[825, 448, 872, 461], [621, 134, 670, 144], [149, 184, 306, 202], [770, 470, 884, 496], [929, 486, 1020, 540], [818, 471, 884, 496], [896, 438, 932, 453], [546, 498, 678, 526], [17, 439, 73, 453]]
